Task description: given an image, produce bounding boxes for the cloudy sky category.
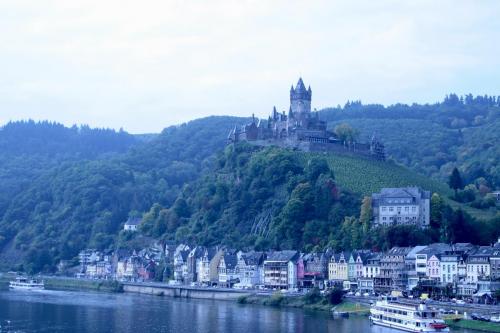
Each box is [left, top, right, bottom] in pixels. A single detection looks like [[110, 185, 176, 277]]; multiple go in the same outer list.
[[1, 0, 499, 133]]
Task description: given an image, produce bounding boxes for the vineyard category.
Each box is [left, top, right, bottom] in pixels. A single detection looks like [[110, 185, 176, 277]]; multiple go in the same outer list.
[[298, 151, 452, 196]]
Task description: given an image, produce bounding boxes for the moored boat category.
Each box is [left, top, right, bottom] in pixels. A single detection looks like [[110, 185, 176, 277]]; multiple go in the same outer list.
[[9, 276, 45, 290], [370, 296, 449, 332]]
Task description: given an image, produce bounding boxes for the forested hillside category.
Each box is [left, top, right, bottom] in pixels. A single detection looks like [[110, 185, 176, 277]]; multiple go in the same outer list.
[[0, 117, 243, 271], [0, 94, 499, 272]]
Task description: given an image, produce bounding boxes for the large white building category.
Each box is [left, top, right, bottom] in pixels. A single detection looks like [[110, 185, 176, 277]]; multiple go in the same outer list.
[[371, 187, 431, 227]]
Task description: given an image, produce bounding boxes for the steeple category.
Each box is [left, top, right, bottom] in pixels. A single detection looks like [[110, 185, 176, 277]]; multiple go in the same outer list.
[[290, 77, 312, 114]]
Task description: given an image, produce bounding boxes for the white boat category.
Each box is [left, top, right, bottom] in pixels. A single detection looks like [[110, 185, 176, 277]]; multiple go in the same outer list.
[[9, 276, 45, 290], [370, 296, 449, 332]]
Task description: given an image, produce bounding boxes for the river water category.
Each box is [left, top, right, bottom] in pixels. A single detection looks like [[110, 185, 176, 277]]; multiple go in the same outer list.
[[0, 289, 475, 333]]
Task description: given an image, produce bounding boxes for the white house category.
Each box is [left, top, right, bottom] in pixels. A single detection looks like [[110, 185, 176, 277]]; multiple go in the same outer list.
[[263, 251, 299, 290], [440, 253, 460, 284], [124, 217, 142, 231], [236, 251, 265, 288], [371, 187, 430, 227], [466, 246, 493, 283]]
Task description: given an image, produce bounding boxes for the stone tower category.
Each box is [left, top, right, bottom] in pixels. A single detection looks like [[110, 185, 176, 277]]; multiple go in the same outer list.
[[290, 78, 312, 114]]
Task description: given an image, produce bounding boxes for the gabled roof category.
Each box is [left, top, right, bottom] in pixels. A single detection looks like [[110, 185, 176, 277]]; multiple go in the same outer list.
[[386, 247, 412, 256], [222, 253, 238, 269], [416, 243, 450, 256], [266, 250, 299, 262], [242, 251, 265, 265], [125, 217, 142, 226], [406, 246, 428, 259]]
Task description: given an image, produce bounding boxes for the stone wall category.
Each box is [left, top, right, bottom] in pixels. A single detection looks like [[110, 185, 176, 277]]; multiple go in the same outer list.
[[123, 283, 251, 300]]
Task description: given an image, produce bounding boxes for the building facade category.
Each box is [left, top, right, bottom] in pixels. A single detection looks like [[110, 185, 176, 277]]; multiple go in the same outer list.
[[372, 187, 431, 227]]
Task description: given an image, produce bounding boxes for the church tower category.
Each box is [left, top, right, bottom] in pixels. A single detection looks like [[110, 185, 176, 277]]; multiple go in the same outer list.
[[290, 78, 312, 114]]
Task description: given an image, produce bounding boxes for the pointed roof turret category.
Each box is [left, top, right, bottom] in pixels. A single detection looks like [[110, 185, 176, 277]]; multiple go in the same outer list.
[[295, 77, 306, 92]]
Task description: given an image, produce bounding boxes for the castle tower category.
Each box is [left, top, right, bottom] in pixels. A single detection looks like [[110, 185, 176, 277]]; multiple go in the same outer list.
[[290, 78, 312, 114]]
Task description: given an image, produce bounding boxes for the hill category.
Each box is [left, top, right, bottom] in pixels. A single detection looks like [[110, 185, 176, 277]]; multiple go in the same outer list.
[[136, 143, 499, 255], [0, 116, 245, 271], [320, 94, 500, 188]]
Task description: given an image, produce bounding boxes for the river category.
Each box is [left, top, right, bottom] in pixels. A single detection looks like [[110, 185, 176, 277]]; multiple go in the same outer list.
[[0, 289, 476, 333]]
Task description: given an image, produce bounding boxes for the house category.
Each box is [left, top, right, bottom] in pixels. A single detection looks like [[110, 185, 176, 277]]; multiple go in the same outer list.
[[123, 217, 142, 231], [466, 246, 493, 283], [185, 246, 205, 284], [236, 251, 266, 288], [440, 252, 461, 284], [414, 243, 450, 279], [363, 253, 381, 279], [299, 253, 328, 288], [137, 260, 156, 281], [116, 252, 140, 281], [371, 187, 430, 227], [173, 245, 190, 282], [427, 254, 442, 281], [196, 247, 218, 285], [328, 252, 349, 282], [218, 250, 239, 287], [209, 248, 225, 286], [263, 250, 299, 290], [374, 247, 412, 293], [490, 248, 500, 280]]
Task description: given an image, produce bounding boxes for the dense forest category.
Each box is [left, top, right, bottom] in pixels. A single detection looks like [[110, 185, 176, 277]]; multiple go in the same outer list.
[[0, 94, 499, 272]]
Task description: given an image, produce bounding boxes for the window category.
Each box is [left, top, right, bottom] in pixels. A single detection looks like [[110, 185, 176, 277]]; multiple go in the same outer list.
[[405, 207, 409, 212], [389, 207, 394, 212], [382, 207, 387, 212], [397, 207, 402, 212], [412, 207, 416, 212]]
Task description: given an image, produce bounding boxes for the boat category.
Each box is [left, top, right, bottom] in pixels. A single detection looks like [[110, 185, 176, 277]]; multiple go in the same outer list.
[[9, 276, 45, 290], [370, 296, 449, 332]]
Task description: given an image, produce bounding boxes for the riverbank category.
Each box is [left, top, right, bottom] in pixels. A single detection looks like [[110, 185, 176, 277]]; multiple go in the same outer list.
[[445, 318, 500, 333], [44, 277, 123, 292], [0, 274, 123, 293], [237, 292, 369, 314]]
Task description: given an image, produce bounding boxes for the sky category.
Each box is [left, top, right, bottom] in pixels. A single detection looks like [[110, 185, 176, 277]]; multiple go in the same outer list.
[[0, 0, 499, 133]]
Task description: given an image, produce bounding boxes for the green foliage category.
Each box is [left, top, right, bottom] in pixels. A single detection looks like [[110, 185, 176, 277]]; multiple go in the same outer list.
[[304, 287, 322, 304], [449, 167, 464, 195], [327, 286, 344, 305], [0, 117, 244, 271]]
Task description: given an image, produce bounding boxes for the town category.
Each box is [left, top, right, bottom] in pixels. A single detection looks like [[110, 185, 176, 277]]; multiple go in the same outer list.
[[70, 187, 500, 305]]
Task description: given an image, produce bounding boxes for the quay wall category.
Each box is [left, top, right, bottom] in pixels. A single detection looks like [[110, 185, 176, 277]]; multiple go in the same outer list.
[[123, 283, 252, 301]]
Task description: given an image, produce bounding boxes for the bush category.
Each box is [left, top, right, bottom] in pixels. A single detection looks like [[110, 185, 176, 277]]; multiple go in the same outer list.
[[266, 291, 285, 306], [327, 287, 343, 305], [303, 287, 322, 304]]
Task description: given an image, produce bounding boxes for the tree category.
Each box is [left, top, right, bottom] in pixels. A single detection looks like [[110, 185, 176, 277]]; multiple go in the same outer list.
[[359, 196, 372, 234], [327, 286, 343, 305], [334, 123, 359, 144], [448, 167, 464, 196]]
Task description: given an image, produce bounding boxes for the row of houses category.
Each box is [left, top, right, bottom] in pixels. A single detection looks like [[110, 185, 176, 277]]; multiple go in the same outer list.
[[77, 244, 163, 281], [76, 238, 500, 302]]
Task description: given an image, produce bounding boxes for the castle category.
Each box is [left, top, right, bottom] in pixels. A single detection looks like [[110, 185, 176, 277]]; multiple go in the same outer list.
[[227, 78, 385, 160]]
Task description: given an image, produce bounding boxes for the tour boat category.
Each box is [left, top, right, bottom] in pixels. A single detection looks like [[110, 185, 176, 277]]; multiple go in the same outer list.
[[370, 296, 449, 332], [9, 276, 45, 290]]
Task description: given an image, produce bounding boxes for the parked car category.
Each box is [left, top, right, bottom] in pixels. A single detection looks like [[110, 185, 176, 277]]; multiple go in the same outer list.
[[355, 292, 361, 297], [470, 313, 480, 320], [490, 315, 500, 323], [456, 300, 465, 305], [363, 292, 370, 297]]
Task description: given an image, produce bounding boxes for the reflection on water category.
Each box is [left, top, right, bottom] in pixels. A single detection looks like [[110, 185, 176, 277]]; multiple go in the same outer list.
[[0, 290, 472, 333]]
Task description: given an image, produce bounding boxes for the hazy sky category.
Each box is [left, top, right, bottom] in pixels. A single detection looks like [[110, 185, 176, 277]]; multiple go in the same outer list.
[[1, 0, 499, 133]]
